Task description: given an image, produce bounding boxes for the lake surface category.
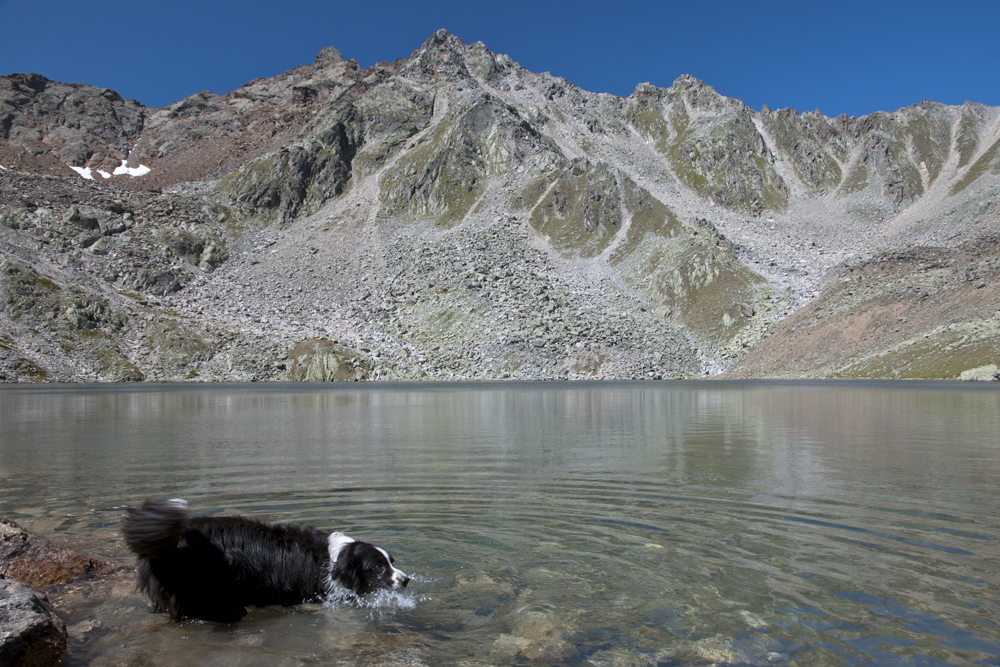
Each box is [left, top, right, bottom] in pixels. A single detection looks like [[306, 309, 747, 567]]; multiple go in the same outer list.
[[1, 381, 998, 666]]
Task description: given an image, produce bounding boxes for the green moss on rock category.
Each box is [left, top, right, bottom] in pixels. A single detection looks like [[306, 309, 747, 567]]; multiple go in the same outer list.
[[527, 159, 622, 257], [284, 338, 373, 381], [88, 334, 144, 381], [379, 97, 560, 227], [145, 318, 211, 370], [378, 111, 488, 227], [219, 119, 360, 225], [666, 107, 787, 216], [763, 108, 846, 192], [899, 103, 952, 188]]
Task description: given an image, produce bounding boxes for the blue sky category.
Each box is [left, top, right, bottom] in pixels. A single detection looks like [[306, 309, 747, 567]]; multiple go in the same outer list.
[[2, 0, 997, 118]]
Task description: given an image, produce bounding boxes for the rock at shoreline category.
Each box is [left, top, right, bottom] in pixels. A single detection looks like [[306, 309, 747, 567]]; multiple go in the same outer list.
[[284, 338, 374, 381], [0, 518, 112, 588], [959, 364, 999, 381], [0, 577, 67, 667]]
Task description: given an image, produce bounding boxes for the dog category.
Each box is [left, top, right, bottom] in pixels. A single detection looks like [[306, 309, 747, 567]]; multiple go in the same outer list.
[[123, 498, 409, 621]]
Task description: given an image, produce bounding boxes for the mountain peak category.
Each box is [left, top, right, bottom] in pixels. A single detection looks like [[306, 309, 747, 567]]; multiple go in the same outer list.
[[314, 46, 344, 65], [671, 73, 707, 88], [401, 29, 479, 82], [417, 28, 466, 53], [669, 74, 721, 98]]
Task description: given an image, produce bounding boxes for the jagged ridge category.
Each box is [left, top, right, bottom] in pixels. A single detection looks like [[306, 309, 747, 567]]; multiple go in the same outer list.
[[1, 29, 998, 381]]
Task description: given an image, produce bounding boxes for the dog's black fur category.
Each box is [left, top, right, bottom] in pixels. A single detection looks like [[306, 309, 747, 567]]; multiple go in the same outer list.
[[123, 499, 408, 622]]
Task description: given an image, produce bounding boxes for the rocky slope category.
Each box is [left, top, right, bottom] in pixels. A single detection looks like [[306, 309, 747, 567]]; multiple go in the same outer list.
[[2, 30, 998, 382]]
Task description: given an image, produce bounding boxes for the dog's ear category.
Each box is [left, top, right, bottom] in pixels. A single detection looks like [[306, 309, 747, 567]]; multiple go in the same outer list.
[[328, 532, 355, 560], [330, 542, 364, 594]]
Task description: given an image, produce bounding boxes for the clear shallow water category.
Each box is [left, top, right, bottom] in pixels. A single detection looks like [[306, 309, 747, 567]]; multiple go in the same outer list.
[[1, 380, 998, 666]]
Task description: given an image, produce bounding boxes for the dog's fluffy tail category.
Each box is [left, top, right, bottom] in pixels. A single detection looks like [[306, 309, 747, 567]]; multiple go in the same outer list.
[[123, 498, 190, 559]]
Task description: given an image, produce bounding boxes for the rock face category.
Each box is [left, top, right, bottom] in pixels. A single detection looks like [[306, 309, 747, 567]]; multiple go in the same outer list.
[[0, 73, 145, 179], [0, 578, 67, 667], [1, 30, 999, 381]]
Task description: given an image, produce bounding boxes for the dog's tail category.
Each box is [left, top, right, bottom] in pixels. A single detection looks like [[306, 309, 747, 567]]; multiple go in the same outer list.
[[123, 498, 190, 559]]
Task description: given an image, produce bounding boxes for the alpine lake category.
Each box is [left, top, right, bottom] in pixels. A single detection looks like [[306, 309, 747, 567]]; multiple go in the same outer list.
[[1, 380, 998, 666]]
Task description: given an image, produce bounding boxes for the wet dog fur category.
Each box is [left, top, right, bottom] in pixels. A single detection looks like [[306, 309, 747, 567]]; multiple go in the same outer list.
[[123, 499, 408, 621]]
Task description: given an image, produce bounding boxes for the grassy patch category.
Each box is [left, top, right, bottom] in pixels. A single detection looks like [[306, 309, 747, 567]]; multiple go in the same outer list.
[[609, 178, 682, 265], [951, 136, 1000, 196], [93, 342, 144, 381], [1, 354, 49, 381], [832, 324, 1000, 379], [903, 112, 948, 186], [639, 237, 763, 346], [527, 162, 622, 258], [841, 163, 870, 195], [956, 112, 981, 169], [626, 97, 670, 153], [518, 173, 557, 212], [32, 274, 61, 292]]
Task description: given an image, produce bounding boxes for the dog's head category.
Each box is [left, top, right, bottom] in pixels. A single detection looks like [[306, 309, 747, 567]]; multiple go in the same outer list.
[[328, 533, 409, 597]]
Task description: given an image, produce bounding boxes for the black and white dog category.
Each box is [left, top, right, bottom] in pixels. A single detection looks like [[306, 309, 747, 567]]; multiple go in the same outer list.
[[123, 498, 409, 622]]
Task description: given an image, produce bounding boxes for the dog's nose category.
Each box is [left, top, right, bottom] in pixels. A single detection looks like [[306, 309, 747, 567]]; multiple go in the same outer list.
[[401, 576, 410, 588]]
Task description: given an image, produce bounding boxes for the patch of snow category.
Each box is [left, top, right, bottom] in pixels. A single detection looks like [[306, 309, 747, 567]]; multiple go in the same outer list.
[[113, 159, 151, 177], [70, 166, 95, 180], [97, 169, 112, 179], [0, 164, 7, 171]]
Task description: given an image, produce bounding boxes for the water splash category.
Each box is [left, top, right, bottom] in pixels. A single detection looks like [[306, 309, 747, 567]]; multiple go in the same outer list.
[[323, 581, 420, 622]]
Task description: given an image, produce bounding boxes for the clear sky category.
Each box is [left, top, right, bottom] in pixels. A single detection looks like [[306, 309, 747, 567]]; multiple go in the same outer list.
[[2, 0, 997, 118]]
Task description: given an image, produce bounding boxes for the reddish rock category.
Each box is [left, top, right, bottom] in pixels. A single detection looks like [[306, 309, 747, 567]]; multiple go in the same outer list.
[[0, 518, 112, 588]]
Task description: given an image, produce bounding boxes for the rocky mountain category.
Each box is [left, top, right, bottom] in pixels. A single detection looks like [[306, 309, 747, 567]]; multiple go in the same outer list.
[[2, 30, 998, 382]]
